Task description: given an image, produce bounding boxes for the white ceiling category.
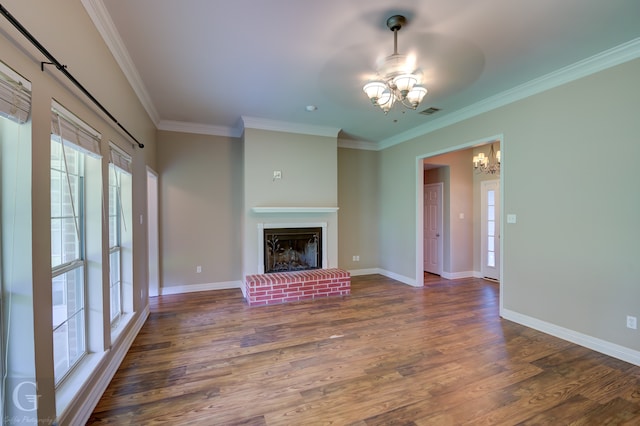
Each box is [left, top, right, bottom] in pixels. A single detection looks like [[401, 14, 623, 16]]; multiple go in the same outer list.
[[88, 0, 640, 147]]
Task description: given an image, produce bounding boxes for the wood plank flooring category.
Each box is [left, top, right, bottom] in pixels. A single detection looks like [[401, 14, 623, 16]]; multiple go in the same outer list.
[[88, 275, 640, 425]]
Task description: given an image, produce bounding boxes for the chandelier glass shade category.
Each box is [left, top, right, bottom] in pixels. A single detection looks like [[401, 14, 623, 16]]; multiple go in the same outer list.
[[473, 144, 501, 174], [363, 15, 428, 113]]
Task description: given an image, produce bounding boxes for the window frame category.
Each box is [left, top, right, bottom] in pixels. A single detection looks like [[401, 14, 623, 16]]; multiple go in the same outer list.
[[108, 164, 123, 323], [50, 137, 88, 385]]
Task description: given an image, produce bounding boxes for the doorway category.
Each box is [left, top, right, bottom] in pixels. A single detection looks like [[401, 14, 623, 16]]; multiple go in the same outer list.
[[423, 183, 443, 275], [415, 136, 504, 299]]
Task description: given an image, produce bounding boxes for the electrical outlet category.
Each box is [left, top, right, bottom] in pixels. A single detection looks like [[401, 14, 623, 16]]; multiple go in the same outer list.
[[627, 315, 637, 330], [352, 255, 360, 262], [273, 170, 282, 180]]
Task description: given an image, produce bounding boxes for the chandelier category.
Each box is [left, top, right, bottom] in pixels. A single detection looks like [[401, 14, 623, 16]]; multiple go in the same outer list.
[[362, 15, 428, 113], [473, 144, 501, 174]]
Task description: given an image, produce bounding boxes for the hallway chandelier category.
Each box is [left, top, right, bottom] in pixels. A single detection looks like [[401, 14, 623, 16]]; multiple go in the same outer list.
[[362, 15, 428, 114], [473, 144, 501, 174]]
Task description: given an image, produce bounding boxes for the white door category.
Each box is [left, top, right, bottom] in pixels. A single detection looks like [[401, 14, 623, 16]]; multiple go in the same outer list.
[[147, 168, 160, 297], [424, 183, 443, 275], [481, 180, 500, 280]]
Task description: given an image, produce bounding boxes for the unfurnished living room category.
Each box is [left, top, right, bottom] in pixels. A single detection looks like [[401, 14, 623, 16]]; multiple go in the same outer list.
[[0, 1, 639, 425]]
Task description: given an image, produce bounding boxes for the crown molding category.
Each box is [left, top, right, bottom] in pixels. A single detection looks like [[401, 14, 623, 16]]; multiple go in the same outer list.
[[241, 116, 340, 138], [337, 138, 379, 151], [82, 0, 160, 125], [379, 37, 640, 150], [252, 207, 339, 214], [157, 120, 242, 138]]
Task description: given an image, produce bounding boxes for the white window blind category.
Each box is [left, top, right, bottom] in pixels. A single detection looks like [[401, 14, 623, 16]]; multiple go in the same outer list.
[[51, 101, 101, 158], [0, 61, 31, 124], [109, 142, 132, 175]]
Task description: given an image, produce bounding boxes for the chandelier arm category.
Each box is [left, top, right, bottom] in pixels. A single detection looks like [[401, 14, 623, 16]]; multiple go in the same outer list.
[[397, 96, 416, 109]]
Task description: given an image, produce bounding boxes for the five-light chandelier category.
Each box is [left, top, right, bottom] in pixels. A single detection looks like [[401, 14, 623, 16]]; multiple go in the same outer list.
[[363, 15, 428, 113], [473, 143, 501, 174]]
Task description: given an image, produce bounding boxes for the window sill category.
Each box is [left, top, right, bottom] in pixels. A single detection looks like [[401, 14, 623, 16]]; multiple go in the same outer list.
[[111, 311, 134, 343], [55, 351, 105, 420]]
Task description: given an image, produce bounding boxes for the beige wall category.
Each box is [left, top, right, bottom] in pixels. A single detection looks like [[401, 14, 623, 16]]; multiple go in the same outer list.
[[337, 148, 380, 270], [3, 3, 638, 423], [378, 58, 640, 353], [242, 128, 339, 281], [157, 131, 243, 290], [1, 0, 157, 422]]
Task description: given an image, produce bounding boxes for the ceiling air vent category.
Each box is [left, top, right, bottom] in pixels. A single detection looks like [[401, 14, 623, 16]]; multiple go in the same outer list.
[[419, 107, 441, 116]]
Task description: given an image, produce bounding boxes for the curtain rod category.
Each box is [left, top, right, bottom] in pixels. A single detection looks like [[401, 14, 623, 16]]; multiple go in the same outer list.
[[0, 4, 144, 148]]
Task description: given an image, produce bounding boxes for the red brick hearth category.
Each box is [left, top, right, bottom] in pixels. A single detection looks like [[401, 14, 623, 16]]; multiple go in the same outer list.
[[245, 268, 350, 306]]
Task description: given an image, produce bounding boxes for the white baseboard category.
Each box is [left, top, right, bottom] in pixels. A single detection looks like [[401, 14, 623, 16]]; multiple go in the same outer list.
[[502, 308, 640, 367], [160, 280, 242, 295], [61, 305, 150, 426], [348, 268, 382, 276], [348, 268, 417, 287], [378, 269, 418, 287], [441, 270, 476, 280]]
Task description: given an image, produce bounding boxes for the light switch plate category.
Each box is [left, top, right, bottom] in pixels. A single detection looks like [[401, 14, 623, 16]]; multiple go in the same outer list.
[[507, 214, 517, 224]]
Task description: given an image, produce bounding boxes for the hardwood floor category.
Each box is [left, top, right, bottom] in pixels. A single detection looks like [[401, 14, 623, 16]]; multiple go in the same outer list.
[[88, 275, 640, 425]]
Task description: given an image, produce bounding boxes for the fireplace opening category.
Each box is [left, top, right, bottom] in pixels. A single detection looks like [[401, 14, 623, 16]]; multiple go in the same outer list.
[[264, 227, 322, 273]]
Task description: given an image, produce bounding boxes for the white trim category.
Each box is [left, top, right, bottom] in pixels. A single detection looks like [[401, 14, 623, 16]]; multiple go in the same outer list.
[[379, 37, 640, 150], [348, 268, 417, 287], [378, 269, 417, 287], [252, 207, 339, 214], [0, 60, 31, 90], [242, 116, 340, 138], [160, 280, 242, 295], [158, 119, 242, 138], [58, 305, 150, 426], [257, 222, 328, 274], [52, 99, 102, 140], [502, 309, 640, 367], [81, 0, 160, 125], [441, 271, 475, 280], [348, 268, 383, 276], [109, 140, 133, 156], [338, 138, 379, 151]]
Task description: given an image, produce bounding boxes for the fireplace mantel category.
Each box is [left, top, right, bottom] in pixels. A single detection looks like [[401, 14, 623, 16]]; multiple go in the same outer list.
[[252, 207, 339, 214]]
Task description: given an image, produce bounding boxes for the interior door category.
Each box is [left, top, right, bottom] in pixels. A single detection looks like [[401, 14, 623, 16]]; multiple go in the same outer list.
[[481, 180, 500, 280], [424, 183, 443, 275]]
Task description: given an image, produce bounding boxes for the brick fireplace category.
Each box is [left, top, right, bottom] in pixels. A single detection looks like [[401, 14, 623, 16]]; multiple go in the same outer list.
[[245, 218, 349, 306], [245, 268, 350, 306]]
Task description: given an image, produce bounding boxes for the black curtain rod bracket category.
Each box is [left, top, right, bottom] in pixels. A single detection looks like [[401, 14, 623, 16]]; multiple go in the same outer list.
[[41, 61, 67, 72], [1, 4, 144, 149]]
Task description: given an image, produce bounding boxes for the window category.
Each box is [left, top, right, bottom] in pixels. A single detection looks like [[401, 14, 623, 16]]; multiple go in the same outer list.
[[109, 164, 122, 322], [50, 102, 101, 384], [109, 143, 132, 328], [0, 60, 32, 422]]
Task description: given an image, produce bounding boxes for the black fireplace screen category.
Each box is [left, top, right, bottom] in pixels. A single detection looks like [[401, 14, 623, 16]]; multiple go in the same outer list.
[[264, 227, 322, 273]]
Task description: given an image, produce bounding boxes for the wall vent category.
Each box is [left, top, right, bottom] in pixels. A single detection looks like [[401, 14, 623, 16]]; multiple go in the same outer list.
[[419, 107, 441, 116]]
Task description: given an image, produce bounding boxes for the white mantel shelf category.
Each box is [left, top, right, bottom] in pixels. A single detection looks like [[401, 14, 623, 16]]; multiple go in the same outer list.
[[252, 207, 339, 214]]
